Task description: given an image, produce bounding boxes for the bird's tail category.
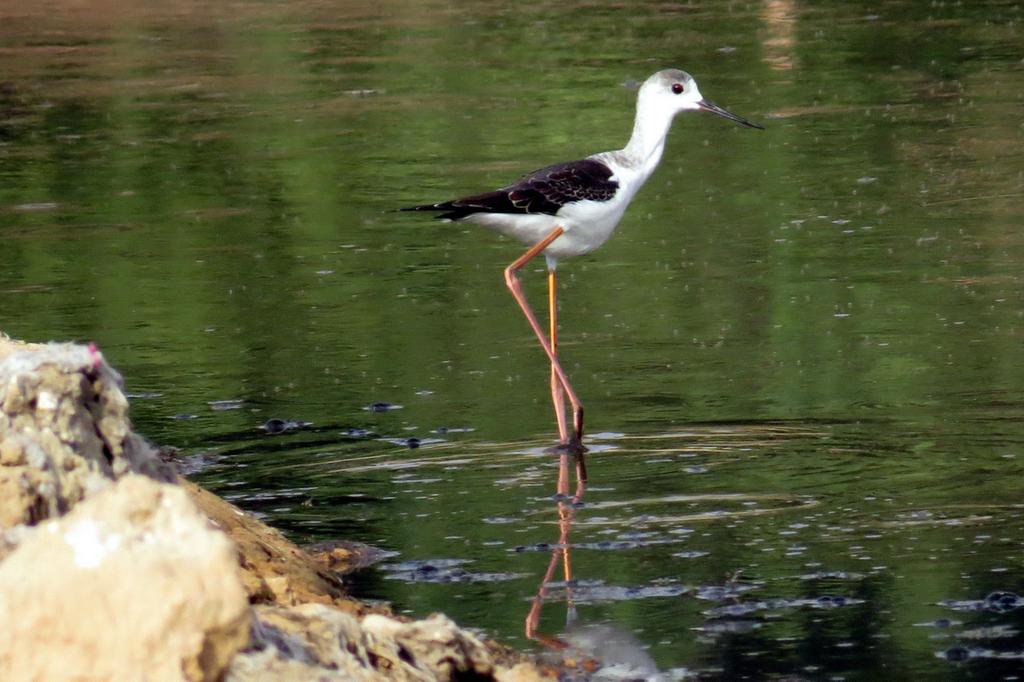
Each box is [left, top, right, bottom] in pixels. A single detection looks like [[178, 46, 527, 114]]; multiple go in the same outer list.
[[398, 201, 456, 213]]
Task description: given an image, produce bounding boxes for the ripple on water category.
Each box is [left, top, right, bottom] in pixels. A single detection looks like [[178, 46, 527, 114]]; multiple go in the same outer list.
[[482, 516, 518, 525], [340, 428, 376, 438], [381, 559, 526, 584], [959, 624, 1019, 640], [703, 595, 864, 618], [540, 582, 691, 604], [797, 570, 866, 581], [693, 584, 759, 601], [914, 618, 961, 629], [208, 399, 244, 411], [694, 619, 764, 638]]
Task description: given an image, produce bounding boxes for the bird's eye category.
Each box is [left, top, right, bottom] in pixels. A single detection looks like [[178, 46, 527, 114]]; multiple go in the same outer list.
[[671, 83, 684, 94]]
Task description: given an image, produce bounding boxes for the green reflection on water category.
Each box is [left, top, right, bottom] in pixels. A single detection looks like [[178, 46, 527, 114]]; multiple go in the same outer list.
[[2, 0, 1023, 678]]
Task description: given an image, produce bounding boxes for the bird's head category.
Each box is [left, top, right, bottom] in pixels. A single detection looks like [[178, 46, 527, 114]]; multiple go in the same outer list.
[[641, 69, 764, 130]]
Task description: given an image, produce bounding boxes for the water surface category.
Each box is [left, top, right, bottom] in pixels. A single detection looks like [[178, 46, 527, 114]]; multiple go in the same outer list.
[[2, 1, 1023, 679]]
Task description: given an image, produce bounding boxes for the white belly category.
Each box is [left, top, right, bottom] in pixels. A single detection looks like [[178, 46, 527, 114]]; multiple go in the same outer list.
[[461, 181, 639, 260]]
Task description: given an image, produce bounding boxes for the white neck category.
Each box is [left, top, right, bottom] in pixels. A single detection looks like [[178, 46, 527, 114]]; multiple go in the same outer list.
[[618, 96, 675, 180]]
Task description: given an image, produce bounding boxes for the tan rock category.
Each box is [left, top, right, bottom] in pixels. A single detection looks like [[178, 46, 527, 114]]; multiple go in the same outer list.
[[362, 613, 496, 680], [0, 474, 251, 682], [181, 478, 373, 614], [230, 604, 383, 681], [0, 333, 557, 681], [304, 538, 390, 574], [230, 605, 549, 682], [0, 336, 175, 544], [495, 663, 553, 682]]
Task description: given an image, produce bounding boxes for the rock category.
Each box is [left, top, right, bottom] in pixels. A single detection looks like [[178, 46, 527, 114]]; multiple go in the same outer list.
[[0, 474, 250, 681], [0, 334, 374, 614], [229, 606, 549, 682], [181, 478, 375, 614], [230, 604, 383, 681], [361, 613, 495, 679], [496, 663, 552, 682], [304, 538, 394, 574], [0, 336, 174, 550], [0, 333, 556, 681]]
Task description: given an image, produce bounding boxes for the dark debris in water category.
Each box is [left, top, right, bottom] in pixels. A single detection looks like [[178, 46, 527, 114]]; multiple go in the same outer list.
[[938, 591, 1023, 613], [938, 646, 972, 662], [259, 418, 312, 434], [936, 646, 1024, 662], [511, 542, 564, 553], [378, 437, 445, 449], [575, 538, 678, 551], [914, 618, 962, 629], [381, 559, 526, 584], [432, 426, 475, 434], [364, 401, 403, 413]]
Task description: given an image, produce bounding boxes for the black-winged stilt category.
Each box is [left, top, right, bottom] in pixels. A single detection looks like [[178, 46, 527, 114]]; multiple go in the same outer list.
[[402, 69, 763, 460]]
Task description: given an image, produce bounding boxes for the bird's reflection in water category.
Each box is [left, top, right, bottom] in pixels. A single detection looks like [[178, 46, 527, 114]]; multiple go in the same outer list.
[[523, 451, 665, 679], [524, 449, 586, 650]]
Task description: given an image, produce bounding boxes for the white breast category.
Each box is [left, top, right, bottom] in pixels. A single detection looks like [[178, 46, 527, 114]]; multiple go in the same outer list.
[[463, 160, 649, 261]]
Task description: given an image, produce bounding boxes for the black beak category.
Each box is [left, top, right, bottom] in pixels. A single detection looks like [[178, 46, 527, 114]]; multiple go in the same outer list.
[[698, 99, 764, 130]]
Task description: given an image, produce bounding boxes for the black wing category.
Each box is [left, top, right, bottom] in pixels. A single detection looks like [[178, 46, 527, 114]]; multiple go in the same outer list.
[[401, 158, 619, 221]]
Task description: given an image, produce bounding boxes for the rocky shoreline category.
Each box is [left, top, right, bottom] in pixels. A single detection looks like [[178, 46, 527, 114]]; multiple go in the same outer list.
[[0, 333, 548, 681]]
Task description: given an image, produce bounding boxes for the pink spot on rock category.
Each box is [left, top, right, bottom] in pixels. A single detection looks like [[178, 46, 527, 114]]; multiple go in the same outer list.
[[87, 342, 103, 370]]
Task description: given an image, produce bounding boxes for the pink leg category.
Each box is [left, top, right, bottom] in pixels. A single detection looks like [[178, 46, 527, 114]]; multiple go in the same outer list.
[[549, 270, 588, 485], [503, 227, 585, 450]]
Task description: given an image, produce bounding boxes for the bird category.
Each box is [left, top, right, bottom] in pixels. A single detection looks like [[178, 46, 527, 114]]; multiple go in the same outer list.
[[401, 69, 763, 460]]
